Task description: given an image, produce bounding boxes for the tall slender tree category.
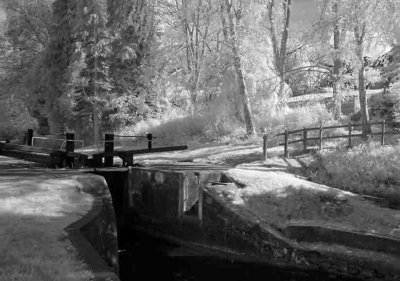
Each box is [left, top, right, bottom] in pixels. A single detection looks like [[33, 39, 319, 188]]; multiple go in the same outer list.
[[332, 0, 342, 119], [73, 0, 112, 144], [220, 0, 255, 135], [341, 0, 399, 136], [107, 0, 158, 127], [266, 0, 292, 106]]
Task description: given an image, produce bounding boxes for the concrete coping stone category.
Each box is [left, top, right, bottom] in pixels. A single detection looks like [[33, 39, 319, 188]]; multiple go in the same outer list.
[[285, 223, 400, 257], [64, 174, 120, 281]]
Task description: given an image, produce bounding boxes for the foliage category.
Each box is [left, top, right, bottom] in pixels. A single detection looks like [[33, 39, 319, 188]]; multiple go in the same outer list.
[[313, 144, 400, 205], [255, 102, 335, 136], [369, 92, 400, 123], [107, 0, 158, 128], [1, 0, 400, 144], [121, 104, 245, 146], [0, 1, 51, 134]]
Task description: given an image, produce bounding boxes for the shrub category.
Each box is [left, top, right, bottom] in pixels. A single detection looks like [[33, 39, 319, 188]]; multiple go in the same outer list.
[[256, 102, 337, 147], [284, 102, 335, 130], [368, 91, 400, 123], [256, 102, 335, 131], [0, 124, 21, 142], [119, 109, 245, 147]]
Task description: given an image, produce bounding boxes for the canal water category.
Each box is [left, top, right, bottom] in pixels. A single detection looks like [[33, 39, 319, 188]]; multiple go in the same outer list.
[[118, 228, 359, 281]]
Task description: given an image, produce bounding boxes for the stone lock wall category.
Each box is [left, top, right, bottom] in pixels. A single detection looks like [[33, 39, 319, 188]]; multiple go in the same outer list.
[[65, 175, 120, 281], [201, 184, 400, 281], [126, 167, 223, 220], [127, 168, 182, 219]]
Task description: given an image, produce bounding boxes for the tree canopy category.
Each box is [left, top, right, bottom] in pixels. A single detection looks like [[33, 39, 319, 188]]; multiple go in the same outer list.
[[0, 0, 400, 142]]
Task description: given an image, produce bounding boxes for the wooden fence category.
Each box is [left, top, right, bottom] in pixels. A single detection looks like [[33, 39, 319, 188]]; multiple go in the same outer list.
[[263, 120, 399, 158], [93, 132, 188, 167]]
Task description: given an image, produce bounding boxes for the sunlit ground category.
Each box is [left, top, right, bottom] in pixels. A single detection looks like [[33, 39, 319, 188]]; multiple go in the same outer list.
[[0, 166, 95, 281], [219, 164, 400, 237]]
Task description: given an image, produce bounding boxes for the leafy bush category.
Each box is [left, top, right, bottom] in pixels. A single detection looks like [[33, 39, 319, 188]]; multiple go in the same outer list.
[[119, 109, 245, 146], [313, 144, 400, 204], [284, 102, 335, 130], [368, 92, 400, 123], [256, 102, 337, 146], [255, 102, 335, 132], [120, 97, 335, 147], [0, 124, 21, 142]]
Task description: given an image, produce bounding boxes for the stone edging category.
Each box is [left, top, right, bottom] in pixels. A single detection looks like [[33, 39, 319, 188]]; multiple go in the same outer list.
[[285, 223, 400, 257], [64, 174, 120, 281]]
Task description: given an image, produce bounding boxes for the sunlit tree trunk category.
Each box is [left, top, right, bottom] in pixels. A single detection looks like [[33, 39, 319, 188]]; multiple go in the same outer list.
[[222, 0, 255, 135], [180, 0, 212, 114], [354, 23, 371, 137], [332, 0, 342, 120], [267, 0, 292, 107]]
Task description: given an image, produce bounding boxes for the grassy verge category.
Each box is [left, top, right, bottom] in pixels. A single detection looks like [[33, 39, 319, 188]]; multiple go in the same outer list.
[[222, 168, 400, 237], [310, 143, 400, 207], [0, 176, 94, 281]]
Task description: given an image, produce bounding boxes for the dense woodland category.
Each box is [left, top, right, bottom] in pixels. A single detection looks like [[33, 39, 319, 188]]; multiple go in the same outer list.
[[1, 0, 400, 145]]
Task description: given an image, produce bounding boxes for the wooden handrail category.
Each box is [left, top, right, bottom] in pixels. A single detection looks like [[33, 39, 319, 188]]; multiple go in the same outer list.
[[265, 120, 399, 158]]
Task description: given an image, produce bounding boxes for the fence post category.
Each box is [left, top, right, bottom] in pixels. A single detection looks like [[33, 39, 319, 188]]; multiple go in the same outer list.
[[147, 133, 153, 150], [65, 133, 75, 153], [104, 133, 114, 167], [65, 133, 75, 167], [319, 123, 323, 150], [381, 120, 386, 146], [27, 129, 33, 146], [284, 130, 289, 158], [263, 134, 268, 160], [303, 128, 307, 152], [348, 122, 352, 148]]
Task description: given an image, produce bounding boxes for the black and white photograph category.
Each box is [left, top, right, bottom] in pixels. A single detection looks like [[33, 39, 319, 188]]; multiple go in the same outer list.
[[0, 0, 400, 280]]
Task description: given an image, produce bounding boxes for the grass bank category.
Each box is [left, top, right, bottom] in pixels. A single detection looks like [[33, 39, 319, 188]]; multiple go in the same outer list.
[[309, 144, 400, 207], [224, 167, 400, 238], [0, 172, 94, 281]]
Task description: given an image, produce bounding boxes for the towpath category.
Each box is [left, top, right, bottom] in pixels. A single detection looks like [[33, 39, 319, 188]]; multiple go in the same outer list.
[[0, 156, 118, 281]]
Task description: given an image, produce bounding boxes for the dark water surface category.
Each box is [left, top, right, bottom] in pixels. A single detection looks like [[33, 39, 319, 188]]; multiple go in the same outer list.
[[118, 229, 359, 281]]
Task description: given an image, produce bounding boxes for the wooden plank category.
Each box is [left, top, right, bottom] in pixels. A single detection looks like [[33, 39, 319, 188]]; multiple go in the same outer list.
[[321, 124, 349, 130], [319, 124, 323, 150], [307, 137, 322, 142], [305, 126, 323, 131], [290, 128, 304, 134], [279, 139, 303, 146], [95, 145, 188, 158], [263, 134, 268, 160], [67, 151, 88, 158], [1, 144, 63, 155], [118, 145, 188, 156], [284, 130, 289, 157], [325, 133, 363, 140]]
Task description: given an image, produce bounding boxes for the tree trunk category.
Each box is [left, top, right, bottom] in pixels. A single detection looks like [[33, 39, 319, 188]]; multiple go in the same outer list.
[[232, 48, 255, 135], [332, 1, 341, 120], [358, 63, 371, 137], [93, 20, 101, 147], [278, 0, 291, 105], [48, 107, 65, 135], [224, 0, 255, 136], [267, 0, 291, 107], [354, 23, 371, 137], [93, 104, 101, 146]]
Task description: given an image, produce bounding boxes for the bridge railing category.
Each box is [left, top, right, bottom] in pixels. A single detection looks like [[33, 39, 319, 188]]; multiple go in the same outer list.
[[0, 129, 88, 167], [93, 132, 187, 167], [263, 120, 399, 159]]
